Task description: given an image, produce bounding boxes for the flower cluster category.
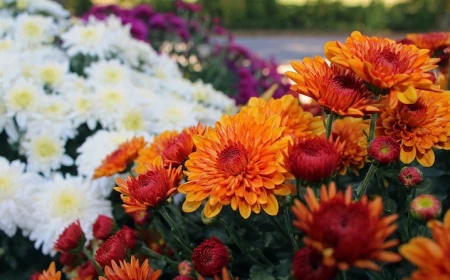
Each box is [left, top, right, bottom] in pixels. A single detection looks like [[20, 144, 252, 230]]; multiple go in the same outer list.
[[0, 0, 235, 258]]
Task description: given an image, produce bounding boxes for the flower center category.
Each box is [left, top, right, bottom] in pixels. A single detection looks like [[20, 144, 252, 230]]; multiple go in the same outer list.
[[122, 111, 144, 131], [219, 145, 248, 175], [376, 49, 401, 72], [34, 138, 60, 159], [81, 28, 99, 41], [23, 21, 42, 38], [399, 99, 429, 127], [130, 170, 169, 205], [40, 67, 61, 85], [104, 69, 123, 84], [76, 97, 91, 113], [11, 89, 34, 109], [53, 190, 82, 219], [0, 175, 14, 198], [418, 198, 433, 208]]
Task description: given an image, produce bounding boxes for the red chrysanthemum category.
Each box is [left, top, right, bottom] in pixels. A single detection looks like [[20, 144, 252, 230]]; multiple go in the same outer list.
[[406, 32, 450, 52], [173, 276, 194, 280], [131, 210, 150, 226], [94, 137, 146, 179], [54, 221, 85, 253], [94, 235, 127, 267], [178, 260, 193, 276], [292, 183, 401, 271], [368, 136, 400, 165], [77, 261, 98, 279], [116, 226, 137, 249], [292, 247, 337, 280], [191, 237, 230, 277], [284, 136, 339, 183], [115, 156, 182, 213], [93, 215, 114, 240], [59, 252, 75, 266], [399, 167, 423, 188]]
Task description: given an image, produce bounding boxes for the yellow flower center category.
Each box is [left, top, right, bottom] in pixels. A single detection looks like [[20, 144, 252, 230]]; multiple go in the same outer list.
[[104, 69, 123, 84], [34, 138, 59, 159], [76, 97, 91, 113], [16, 0, 27, 9], [165, 107, 184, 122], [418, 198, 433, 208], [0, 175, 14, 197], [0, 39, 12, 51], [154, 68, 167, 80], [23, 21, 43, 38], [39, 66, 62, 85], [81, 28, 98, 41], [11, 89, 35, 109], [53, 190, 81, 218], [122, 111, 144, 131], [43, 103, 63, 116], [102, 90, 123, 107], [22, 65, 34, 78]]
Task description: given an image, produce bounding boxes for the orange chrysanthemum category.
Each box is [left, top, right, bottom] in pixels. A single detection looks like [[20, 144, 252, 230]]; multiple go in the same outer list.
[[179, 108, 292, 219], [243, 95, 324, 137], [135, 124, 206, 173], [94, 137, 146, 179], [331, 117, 369, 175], [375, 90, 450, 167], [99, 256, 161, 280], [115, 156, 182, 213], [292, 182, 401, 271], [406, 32, 450, 52], [325, 31, 440, 107], [286, 56, 379, 117], [37, 262, 62, 280], [399, 210, 450, 280]]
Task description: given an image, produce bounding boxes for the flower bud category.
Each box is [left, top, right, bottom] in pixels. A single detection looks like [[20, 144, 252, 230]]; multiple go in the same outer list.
[[116, 226, 137, 249], [368, 136, 400, 165], [410, 194, 442, 222], [54, 220, 86, 253], [59, 252, 76, 266], [131, 210, 150, 226], [78, 261, 98, 279], [178, 260, 193, 276], [94, 235, 127, 267], [173, 276, 194, 280], [191, 237, 229, 277], [399, 167, 423, 188], [93, 215, 114, 240]]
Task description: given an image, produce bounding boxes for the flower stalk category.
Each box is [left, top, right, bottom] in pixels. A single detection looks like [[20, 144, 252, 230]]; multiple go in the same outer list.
[[159, 206, 193, 254], [82, 247, 104, 276], [325, 112, 336, 139], [356, 164, 378, 200]]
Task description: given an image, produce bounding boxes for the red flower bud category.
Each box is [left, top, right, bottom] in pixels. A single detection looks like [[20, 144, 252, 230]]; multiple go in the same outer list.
[[116, 226, 137, 249], [29, 272, 40, 280], [191, 237, 229, 277], [368, 136, 400, 165], [178, 260, 193, 276], [94, 235, 127, 267], [173, 276, 194, 280], [399, 167, 423, 188], [78, 261, 98, 279], [59, 252, 76, 266], [410, 194, 442, 222], [54, 220, 85, 253], [131, 210, 150, 226], [93, 215, 114, 240], [292, 247, 337, 280]]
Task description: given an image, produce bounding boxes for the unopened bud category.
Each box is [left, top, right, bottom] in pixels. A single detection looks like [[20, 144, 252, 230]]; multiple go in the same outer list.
[[399, 167, 423, 188], [410, 194, 441, 222]]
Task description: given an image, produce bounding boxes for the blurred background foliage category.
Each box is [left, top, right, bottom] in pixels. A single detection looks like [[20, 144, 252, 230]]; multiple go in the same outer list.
[[62, 0, 449, 33]]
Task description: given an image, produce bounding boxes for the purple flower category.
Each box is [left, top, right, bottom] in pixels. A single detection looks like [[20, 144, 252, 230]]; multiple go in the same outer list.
[[132, 4, 154, 20], [166, 13, 185, 29], [121, 17, 148, 42], [148, 14, 166, 29], [175, 0, 202, 13]]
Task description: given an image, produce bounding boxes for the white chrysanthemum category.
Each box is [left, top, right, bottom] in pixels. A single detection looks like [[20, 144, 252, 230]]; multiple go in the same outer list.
[[161, 78, 196, 100], [61, 19, 112, 58], [0, 157, 37, 237], [86, 60, 130, 86], [15, 13, 55, 46], [192, 80, 236, 111], [151, 53, 182, 81], [195, 105, 224, 127], [4, 79, 43, 128], [21, 132, 73, 177], [75, 130, 136, 179], [0, 16, 13, 36], [59, 73, 91, 94], [0, 37, 15, 51], [25, 174, 112, 255], [27, 0, 69, 19], [0, 102, 17, 141], [0, 52, 20, 88], [151, 96, 198, 133], [34, 61, 67, 87], [67, 91, 97, 130], [93, 85, 129, 129], [116, 106, 151, 132]]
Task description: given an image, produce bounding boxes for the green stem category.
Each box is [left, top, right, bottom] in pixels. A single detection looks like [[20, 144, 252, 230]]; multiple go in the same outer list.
[[356, 164, 378, 200], [139, 243, 178, 265], [368, 94, 381, 143], [159, 207, 193, 254], [325, 112, 336, 139], [407, 188, 417, 239], [296, 179, 303, 199], [82, 247, 103, 276], [338, 271, 348, 280], [219, 218, 268, 266], [282, 206, 299, 250]]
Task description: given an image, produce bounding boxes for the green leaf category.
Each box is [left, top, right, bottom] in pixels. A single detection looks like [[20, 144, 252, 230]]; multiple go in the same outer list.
[[274, 259, 291, 280], [249, 265, 276, 280]]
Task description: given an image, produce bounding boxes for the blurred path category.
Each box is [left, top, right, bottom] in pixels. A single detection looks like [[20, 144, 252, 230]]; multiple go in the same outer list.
[[234, 35, 347, 65]]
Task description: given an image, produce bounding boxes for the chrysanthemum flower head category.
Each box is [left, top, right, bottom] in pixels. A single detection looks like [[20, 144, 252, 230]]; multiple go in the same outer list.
[[292, 247, 337, 280], [243, 95, 324, 137], [376, 90, 450, 167], [115, 156, 182, 213], [179, 108, 292, 219], [95, 235, 128, 268], [34, 262, 62, 280], [99, 256, 162, 280], [325, 31, 441, 107], [54, 220, 85, 253], [284, 135, 339, 183], [93, 136, 146, 179], [399, 167, 423, 188], [400, 210, 450, 279], [93, 215, 114, 240], [331, 117, 369, 175], [191, 237, 229, 277], [406, 32, 450, 52], [368, 136, 400, 165], [292, 182, 401, 271], [410, 194, 442, 222], [286, 56, 379, 117]]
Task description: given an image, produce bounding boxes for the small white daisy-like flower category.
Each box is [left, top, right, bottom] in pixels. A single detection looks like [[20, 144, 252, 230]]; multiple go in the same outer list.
[[0, 157, 38, 237], [0, 16, 13, 36], [116, 106, 151, 132], [4, 78, 43, 128], [14, 13, 55, 47], [151, 96, 199, 133], [61, 19, 113, 58], [86, 59, 130, 86], [25, 174, 112, 255], [192, 80, 236, 111], [58, 73, 91, 94], [21, 132, 73, 177], [0, 37, 15, 51], [34, 61, 68, 87], [67, 91, 97, 130], [27, 0, 69, 19], [93, 85, 129, 129]]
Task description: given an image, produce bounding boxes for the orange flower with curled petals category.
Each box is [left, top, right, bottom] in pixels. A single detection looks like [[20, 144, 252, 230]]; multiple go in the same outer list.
[[243, 95, 324, 137], [375, 90, 450, 167], [99, 256, 161, 280], [115, 156, 182, 213], [179, 108, 292, 219], [135, 124, 206, 173], [292, 182, 401, 271], [331, 117, 369, 175], [286, 56, 379, 117], [399, 210, 450, 280], [94, 137, 146, 179], [406, 32, 450, 52], [325, 31, 441, 107], [37, 262, 61, 280]]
